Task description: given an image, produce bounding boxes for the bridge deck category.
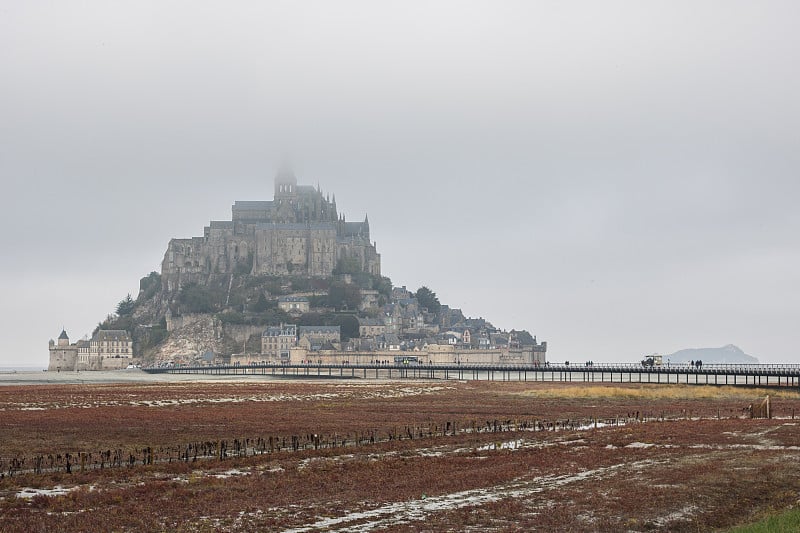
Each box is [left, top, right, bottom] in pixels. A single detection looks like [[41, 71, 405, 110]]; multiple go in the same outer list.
[[142, 363, 800, 389]]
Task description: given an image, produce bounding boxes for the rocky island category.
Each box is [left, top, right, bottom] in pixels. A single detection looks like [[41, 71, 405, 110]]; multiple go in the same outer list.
[[49, 168, 546, 370]]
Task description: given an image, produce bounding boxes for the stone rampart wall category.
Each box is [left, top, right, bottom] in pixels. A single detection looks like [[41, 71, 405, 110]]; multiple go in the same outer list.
[[166, 313, 209, 332], [49, 350, 135, 371], [48, 348, 78, 371], [285, 347, 545, 365], [224, 324, 265, 345]]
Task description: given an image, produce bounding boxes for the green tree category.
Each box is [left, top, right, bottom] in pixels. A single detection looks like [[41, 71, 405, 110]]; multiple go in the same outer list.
[[217, 311, 248, 325], [297, 312, 328, 326], [415, 286, 441, 315], [116, 294, 136, 317], [234, 253, 254, 275], [245, 333, 262, 352], [249, 293, 271, 313], [334, 314, 360, 340], [374, 276, 393, 297], [309, 295, 328, 307], [258, 308, 291, 326], [514, 330, 536, 346], [328, 282, 362, 311], [139, 271, 161, 300], [333, 256, 362, 275], [290, 277, 312, 292], [178, 282, 217, 313]]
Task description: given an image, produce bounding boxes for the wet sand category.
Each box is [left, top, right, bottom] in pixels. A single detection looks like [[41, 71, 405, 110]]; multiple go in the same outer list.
[[0, 369, 285, 386]]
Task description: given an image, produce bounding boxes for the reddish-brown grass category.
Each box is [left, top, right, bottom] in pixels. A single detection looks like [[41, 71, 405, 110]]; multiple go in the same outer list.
[[1, 380, 798, 531]]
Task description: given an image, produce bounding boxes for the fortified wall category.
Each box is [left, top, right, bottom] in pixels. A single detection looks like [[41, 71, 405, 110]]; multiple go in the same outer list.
[[161, 169, 380, 293], [48, 330, 134, 371], [231, 345, 547, 366]]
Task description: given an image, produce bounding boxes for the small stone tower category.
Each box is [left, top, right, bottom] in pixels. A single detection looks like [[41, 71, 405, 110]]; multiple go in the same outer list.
[[49, 329, 78, 371]]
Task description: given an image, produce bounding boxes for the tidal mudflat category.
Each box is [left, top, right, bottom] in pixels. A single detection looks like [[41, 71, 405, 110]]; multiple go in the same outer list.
[[1, 379, 799, 531]]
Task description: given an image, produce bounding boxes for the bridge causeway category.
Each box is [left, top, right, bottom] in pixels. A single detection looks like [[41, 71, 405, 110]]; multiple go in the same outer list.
[[143, 363, 800, 389]]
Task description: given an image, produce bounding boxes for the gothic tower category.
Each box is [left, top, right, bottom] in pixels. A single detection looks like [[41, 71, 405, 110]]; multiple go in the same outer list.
[[274, 165, 298, 203]]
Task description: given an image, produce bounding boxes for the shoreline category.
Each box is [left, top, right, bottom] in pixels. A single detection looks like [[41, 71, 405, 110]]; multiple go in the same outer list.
[[0, 369, 296, 386]]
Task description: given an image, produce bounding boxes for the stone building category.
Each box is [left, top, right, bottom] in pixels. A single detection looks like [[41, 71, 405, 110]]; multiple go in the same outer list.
[[48, 329, 133, 371], [161, 168, 381, 293], [358, 317, 386, 337], [359, 290, 381, 311], [298, 326, 341, 343], [261, 323, 297, 360], [48, 330, 79, 371], [278, 296, 310, 314], [297, 326, 341, 352]]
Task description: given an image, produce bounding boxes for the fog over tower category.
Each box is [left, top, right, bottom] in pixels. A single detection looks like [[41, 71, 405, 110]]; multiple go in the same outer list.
[[160, 168, 381, 293], [274, 164, 298, 203]]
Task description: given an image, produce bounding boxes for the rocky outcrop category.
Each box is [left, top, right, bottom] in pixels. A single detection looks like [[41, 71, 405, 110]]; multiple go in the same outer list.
[[153, 314, 225, 364]]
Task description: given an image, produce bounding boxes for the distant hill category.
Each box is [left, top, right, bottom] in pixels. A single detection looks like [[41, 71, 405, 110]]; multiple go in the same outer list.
[[668, 345, 758, 365]]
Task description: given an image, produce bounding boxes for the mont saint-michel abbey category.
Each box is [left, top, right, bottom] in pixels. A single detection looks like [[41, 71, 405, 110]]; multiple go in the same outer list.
[[161, 169, 380, 291]]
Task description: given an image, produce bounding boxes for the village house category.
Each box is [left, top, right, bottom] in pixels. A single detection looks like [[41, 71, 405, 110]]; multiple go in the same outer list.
[[278, 296, 310, 315], [261, 323, 297, 360], [477, 334, 491, 350], [391, 286, 413, 300], [358, 317, 386, 338], [298, 326, 340, 343], [375, 333, 401, 351], [359, 289, 381, 311]]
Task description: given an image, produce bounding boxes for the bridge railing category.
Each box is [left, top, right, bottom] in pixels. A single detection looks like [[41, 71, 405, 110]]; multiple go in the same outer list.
[[142, 361, 800, 377]]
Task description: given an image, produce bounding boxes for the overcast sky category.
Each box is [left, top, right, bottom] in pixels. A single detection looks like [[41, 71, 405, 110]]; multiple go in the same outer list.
[[2, 1, 798, 367]]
